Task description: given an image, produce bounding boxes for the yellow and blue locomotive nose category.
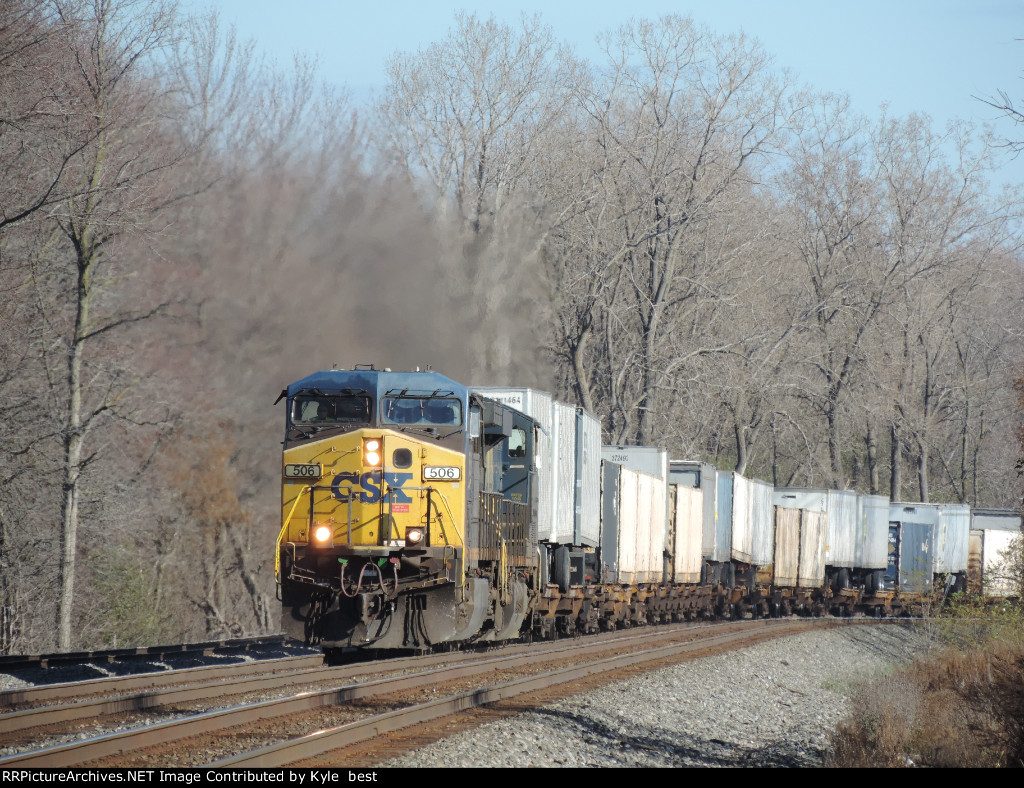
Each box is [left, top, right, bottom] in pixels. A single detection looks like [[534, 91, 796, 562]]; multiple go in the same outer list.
[[280, 427, 466, 554]]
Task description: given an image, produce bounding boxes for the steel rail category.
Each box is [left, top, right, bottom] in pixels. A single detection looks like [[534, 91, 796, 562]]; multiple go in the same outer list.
[[0, 619, 827, 767], [0, 624, 684, 728], [4, 618, 897, 768], [211, 619, 832, 767], [0, 659, 340, 734], [0, 636, 295, 671], [0, 620, 719, 723], [0, 655, 326, 710]]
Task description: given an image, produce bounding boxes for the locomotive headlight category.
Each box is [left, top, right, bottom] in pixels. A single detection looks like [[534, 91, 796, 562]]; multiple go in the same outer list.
[[364, 438, 382, 466], [312, 524, 334, 546], [405, 527, 425, 546]]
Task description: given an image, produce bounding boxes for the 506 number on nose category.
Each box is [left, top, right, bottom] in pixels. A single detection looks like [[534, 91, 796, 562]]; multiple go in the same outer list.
[[423, 466, 461, 481]]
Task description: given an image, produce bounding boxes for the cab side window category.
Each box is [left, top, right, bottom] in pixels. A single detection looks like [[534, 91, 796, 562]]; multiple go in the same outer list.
[[508, 428, 527, 459]]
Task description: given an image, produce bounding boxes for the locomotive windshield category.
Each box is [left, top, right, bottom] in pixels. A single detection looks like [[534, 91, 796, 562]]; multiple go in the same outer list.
[[380, 396, 462, 427], [292, 394, 371, 425]]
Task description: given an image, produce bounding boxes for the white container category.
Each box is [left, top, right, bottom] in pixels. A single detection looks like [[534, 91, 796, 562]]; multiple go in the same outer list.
[[472, 387, 553, 544], [825, 490, 858, 568], [799, 510, 828, 587], [935, 504, 970, 574], [855, 494, 889, 570], [712, 472, 735, 563], [576, 408, 602, 548], [749, 477, 774, 567], [603, 445, 670, 555], [773, 505, 827, 588], [776, 488, 857, 568], [773, 506, 801, 587], [729, 475, 773, 566], [550, 401, 578, 544], [979, 530, 1021, 596], [598, 446, 671, 568], [636, 472, 656, 580], [600, 463, 666, 584], [970, 509, 1022, 597], [671, 485, 703, 584], [890, 502, 941, 576], [669, 461, 718, 561], [602, 445, 668, 480]]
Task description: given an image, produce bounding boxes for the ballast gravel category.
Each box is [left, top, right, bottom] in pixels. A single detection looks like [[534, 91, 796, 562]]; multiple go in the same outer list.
[[380, 623, 932, 768]]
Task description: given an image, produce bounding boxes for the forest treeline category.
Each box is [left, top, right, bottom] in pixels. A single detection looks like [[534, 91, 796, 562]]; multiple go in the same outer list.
[[1, 1, 1022, 651]]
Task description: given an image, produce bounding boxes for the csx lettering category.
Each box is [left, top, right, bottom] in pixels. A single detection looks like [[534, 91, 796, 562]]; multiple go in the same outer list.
[[332, 471, 412, 503], [384, 472, 413, 502]]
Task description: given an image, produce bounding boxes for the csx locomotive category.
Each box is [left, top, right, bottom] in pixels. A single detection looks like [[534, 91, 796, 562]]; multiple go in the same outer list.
[[276, 365, 536, 649], [277, 366, 1023, 651]]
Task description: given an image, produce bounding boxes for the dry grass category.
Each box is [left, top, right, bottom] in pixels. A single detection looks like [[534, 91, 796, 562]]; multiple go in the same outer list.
[[828, 615, 1024, 767]]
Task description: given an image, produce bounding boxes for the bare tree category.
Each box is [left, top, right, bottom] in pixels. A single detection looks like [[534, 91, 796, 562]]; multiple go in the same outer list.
[[377, 12, 572, 384], [379, 11, 573, 234], [775, 94, 889, 488], [21, 0, 192, 649], [544, 16, 796, 445], [0, 2, 101, 233], [874, 115, 1024, 501], [975, 60, 1024, 156]]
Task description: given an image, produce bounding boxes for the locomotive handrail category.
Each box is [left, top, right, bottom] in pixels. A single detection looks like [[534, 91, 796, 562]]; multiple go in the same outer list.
[[430, 488, 459, 546], [276, 485, 313, 582]]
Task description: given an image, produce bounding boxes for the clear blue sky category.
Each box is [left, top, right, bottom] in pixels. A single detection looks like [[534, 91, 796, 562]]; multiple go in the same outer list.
[[181, 0, 1024, 188]]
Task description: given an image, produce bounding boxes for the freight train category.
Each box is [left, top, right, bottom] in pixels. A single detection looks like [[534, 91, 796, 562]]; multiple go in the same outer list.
[[275, 366, 1023, 651]]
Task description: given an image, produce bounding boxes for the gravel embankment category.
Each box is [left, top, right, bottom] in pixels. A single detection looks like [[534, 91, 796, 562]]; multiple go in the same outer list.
[[381, 623, 932, 768]]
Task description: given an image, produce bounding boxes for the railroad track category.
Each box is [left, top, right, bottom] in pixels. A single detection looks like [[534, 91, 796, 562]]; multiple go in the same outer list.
[[0, 635, 302, 675], [0, 617, 880, 768]]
